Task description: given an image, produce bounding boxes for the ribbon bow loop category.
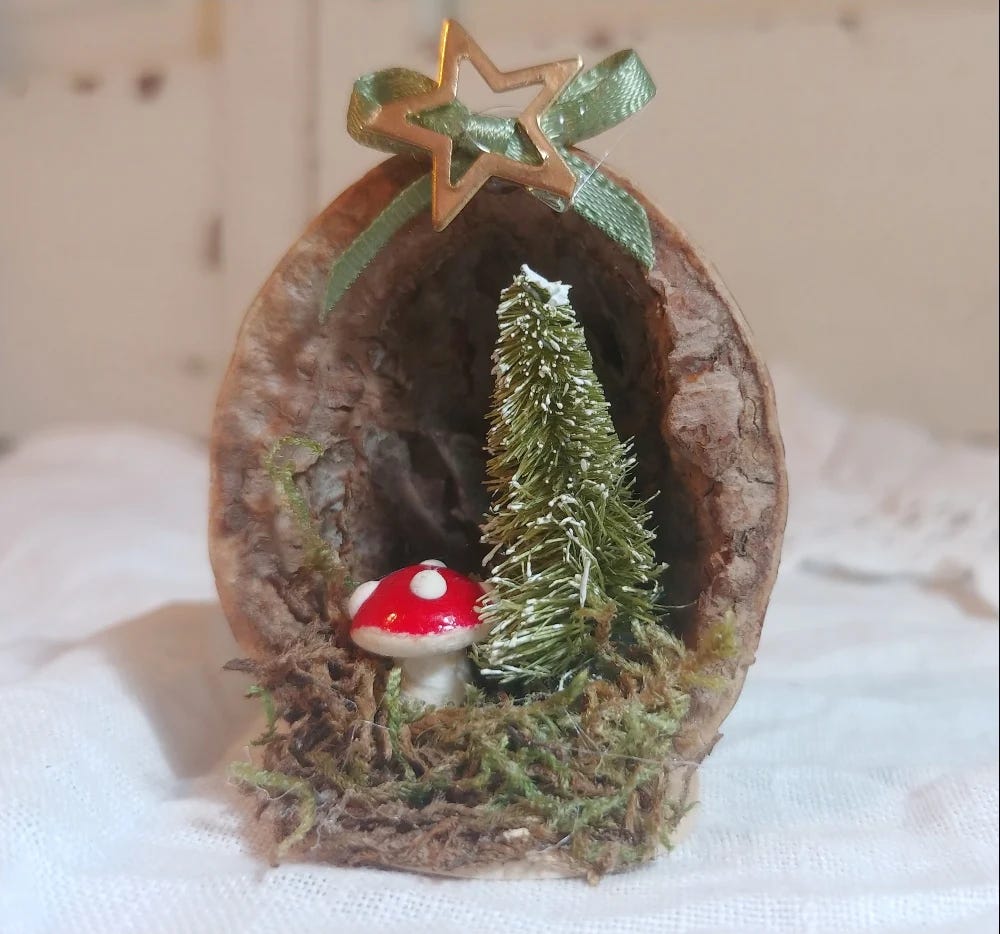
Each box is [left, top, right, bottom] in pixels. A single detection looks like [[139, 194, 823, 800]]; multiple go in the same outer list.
[[540, 50, 655, 147]]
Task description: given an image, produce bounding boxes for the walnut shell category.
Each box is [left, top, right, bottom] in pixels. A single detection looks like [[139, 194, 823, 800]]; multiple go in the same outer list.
[[209, 155, 788, 871]]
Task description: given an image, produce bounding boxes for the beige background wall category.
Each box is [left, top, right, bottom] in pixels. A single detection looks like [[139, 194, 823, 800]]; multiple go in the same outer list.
[[1, 0, 997, 442]]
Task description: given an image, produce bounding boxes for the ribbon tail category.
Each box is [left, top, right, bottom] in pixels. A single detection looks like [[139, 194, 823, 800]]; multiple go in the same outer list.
[[563, 152, 655, 270], [321, 174, 433, 322]]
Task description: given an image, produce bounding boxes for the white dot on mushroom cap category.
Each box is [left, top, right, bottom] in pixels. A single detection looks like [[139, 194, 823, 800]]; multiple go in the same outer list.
[[347, 580, 379, 618], [420, 559, 446, 567], [410, 568, 447, 600]]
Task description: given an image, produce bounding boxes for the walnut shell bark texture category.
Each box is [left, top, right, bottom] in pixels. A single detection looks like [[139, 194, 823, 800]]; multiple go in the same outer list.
[[210, 155, 787, 876]]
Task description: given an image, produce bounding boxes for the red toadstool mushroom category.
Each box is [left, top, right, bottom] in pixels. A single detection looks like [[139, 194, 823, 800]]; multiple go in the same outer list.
[[347, 560, 489, 706]]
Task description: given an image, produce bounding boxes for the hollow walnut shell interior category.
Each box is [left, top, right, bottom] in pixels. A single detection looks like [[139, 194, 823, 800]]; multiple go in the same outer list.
[[209, 155, 788, 872]]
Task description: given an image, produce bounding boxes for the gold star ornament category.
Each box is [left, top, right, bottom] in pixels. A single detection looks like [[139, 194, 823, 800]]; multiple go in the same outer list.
[[369, 20, 583, 230]]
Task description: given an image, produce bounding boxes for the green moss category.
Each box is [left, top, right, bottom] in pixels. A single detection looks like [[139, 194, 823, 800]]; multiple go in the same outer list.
[[245, 685, 277, 746], [264, 436, 345, 582], [229, 762, 317, 858], [230, 612, 734, 877], [678, 610, 740, 690]]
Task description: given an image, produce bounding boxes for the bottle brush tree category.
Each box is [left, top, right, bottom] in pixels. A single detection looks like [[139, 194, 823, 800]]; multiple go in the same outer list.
[[475, 265, 664, 689]]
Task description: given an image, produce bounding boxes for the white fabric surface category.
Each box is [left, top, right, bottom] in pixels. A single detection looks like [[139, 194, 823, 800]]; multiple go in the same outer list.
[[0, 379, 997, 934]]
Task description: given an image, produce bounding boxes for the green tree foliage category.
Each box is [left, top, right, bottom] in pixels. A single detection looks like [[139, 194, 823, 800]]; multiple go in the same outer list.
[[475, 266, 662, 688]]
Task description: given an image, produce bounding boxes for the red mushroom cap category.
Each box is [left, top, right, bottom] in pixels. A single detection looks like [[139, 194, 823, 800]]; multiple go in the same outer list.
[[348, 562, 489, 658]]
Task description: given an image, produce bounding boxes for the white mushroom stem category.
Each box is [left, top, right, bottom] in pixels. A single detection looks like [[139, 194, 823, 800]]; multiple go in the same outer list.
[[397, 650, 470, 707]]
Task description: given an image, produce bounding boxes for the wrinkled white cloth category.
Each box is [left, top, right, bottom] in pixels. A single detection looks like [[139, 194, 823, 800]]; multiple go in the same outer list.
[[774, 367, 1000, 612], [0, 387, 997, 934]]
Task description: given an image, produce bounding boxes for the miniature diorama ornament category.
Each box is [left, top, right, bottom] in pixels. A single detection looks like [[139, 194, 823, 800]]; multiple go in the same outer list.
[[210, 20, 787, 879]]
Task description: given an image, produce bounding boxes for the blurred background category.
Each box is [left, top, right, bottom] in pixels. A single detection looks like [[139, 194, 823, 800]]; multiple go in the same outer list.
[[1, 0, 997, 444]]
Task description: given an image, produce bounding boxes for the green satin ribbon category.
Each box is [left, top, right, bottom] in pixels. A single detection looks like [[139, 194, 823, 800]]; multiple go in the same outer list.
[[322, 50, 656, 322]]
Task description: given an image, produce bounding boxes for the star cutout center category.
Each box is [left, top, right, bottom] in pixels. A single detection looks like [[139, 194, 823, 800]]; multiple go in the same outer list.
[[369, 20, 582, 230]]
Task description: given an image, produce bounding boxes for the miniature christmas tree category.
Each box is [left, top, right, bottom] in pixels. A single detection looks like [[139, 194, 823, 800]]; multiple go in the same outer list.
[[475, 265, 663, 688]]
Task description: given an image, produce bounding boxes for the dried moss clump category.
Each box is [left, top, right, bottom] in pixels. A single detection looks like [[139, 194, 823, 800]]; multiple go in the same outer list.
[[229, 610, 736, 880]]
